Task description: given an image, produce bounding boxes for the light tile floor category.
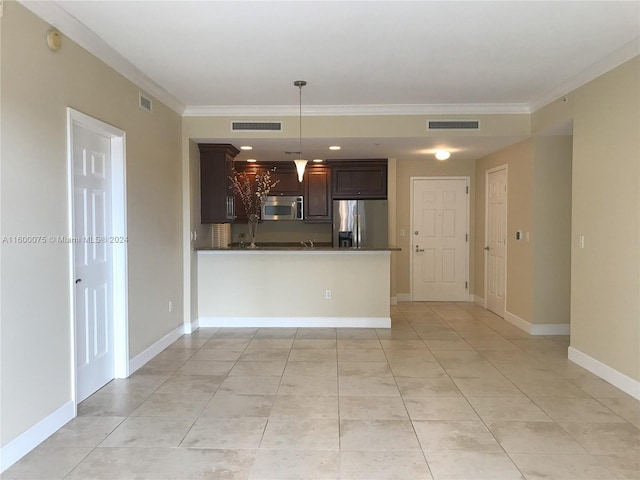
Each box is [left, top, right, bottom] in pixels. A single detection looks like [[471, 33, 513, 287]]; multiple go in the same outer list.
[[4, 302, 640, 479]]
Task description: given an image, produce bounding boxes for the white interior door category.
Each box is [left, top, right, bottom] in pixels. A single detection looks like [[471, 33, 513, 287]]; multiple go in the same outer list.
[[485, 166, 507, 317], [73, 124, 115, 402], [412, 178, 469, 301]]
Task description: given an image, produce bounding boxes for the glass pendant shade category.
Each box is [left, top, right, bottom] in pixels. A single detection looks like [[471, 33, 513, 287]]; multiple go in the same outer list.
[[294, 159, 308, 182]]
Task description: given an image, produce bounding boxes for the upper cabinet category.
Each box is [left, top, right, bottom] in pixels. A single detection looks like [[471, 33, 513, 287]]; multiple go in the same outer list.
[[199, 143, 239, 223], [303, 164, 331, 223], [231, 162, 303, 222], [329, 159, 388, 199], [269, 165, 303, 196], [199, 150, 387, 224]]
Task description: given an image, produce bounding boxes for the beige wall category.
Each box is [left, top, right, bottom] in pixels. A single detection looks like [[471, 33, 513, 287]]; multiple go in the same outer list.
[[535, 57, 639, 381], [1, 2, 182, 446], [395, 157, 477, 296], [182, 113, 530, 143], [533, 136, 572, 325], [198, 251, 390, 318]]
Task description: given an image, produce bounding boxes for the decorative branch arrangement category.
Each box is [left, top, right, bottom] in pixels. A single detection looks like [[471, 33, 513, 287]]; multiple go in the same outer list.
[[229, 167, 279, 216]]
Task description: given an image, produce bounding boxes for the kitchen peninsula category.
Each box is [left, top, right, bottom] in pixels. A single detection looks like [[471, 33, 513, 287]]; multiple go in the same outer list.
[[196, 246, 398, 328]]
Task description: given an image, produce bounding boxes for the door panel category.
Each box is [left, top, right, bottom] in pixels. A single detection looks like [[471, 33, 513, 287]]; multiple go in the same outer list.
[[73, 125, 114, 402], [412, 179, 468, 301], [486, 167, 507, 317]]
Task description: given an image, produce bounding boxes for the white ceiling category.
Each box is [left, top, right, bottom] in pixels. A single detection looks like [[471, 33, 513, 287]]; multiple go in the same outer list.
[[25, 0, 640, 162]]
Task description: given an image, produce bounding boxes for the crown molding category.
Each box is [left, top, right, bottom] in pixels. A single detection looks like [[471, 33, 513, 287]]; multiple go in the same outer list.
[[529, 37, 640, 113], [183, 103, 531, 117], [18, 0, 186, 115]]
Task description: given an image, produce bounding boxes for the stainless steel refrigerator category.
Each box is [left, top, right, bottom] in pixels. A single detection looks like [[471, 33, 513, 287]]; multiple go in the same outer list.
[[333, 200, 388, 248]]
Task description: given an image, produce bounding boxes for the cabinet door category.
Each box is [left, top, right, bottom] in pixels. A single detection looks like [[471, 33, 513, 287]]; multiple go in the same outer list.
[[199, 144, 239, 223], [331, 160, 388, 199], [270, 165, 303, 196], [231, 163, 262, 223], [304, 165, 331, 223]]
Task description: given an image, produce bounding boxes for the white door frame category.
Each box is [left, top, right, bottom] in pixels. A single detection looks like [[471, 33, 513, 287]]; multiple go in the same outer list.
[[67, 108, 129, 410], [484, 164, 508, 313], [409, 176, 471, 302]]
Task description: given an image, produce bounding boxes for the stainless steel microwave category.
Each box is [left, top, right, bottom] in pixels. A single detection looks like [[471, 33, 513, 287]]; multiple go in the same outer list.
[[262, 195, 303, 220]]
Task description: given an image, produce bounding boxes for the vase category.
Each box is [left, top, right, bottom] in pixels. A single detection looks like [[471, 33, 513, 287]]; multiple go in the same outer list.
[[247, 213, 259, 248]]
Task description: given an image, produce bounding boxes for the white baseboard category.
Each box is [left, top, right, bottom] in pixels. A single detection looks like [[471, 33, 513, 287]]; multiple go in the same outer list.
[[504, 310, 532, 333], [568, 347, 640, 400], [474, 295, 485, 306], [390, 296, 398, 306], [129, 323, 185, 374], [0, 400, 75, 473], [530, 323, 570, 335], [183, 317, 200, 335], [504, 310, 569, 336], [198, 316, 391, 329], [396, 293, 411, 302]]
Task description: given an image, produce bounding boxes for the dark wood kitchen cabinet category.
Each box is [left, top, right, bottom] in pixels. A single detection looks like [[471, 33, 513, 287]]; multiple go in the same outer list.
[[329, 159, 388, 199], [233, 162, 302, 197], [199, 143, 239, 223], [231, 162, 302, 222], [269, 164, 303, 196], [303, 164, 331, 223], [229, 163, 259, 223]]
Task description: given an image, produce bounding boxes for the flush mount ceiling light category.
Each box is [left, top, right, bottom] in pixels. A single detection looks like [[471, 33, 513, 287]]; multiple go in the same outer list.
[[240, 145, 253, 150], [435, 150, 451, 161], [246, 158, 257, 163], [313, 159, 324, 163], [293, 80, 308, 182], [329, 146, 341, 151]]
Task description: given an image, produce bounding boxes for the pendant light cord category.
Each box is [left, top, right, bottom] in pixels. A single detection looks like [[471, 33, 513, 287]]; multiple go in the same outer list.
[[294, 80, 307, 160], [298, 83, 303, 160]]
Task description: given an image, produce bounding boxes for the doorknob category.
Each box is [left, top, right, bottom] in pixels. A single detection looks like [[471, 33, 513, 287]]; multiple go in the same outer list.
[[75, 278, 82, 284], [415, 245, 425, 253], [484, 246, 490, 251]]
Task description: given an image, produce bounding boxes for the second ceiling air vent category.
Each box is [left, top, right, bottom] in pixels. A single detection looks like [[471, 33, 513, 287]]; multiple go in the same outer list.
[[231, 121, 282, 132], [428, 120, 480, 130]]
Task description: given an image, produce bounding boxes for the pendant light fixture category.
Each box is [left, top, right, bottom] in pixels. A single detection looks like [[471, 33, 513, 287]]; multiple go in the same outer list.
[[293, 80, 308, 182]]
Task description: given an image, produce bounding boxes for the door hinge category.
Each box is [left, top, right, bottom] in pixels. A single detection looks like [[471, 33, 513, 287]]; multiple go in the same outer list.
[[465, 281, 468, 289], [465, 233, 468, 242], [466, 186, 469, 194]]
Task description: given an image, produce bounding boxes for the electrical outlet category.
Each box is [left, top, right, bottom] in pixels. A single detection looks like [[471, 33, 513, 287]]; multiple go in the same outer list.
[[325, 290, 332, 300], [168, 300, 173, 313]]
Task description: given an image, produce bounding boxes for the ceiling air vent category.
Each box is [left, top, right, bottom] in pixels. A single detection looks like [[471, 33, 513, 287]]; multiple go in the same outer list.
[[231, 121, 282, 132], [139, 92, 152, 112], [428, 120, 479, 130]]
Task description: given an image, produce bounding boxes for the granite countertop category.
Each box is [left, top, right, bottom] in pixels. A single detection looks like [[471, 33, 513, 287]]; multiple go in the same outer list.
[[196, 242, 400, 252]]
